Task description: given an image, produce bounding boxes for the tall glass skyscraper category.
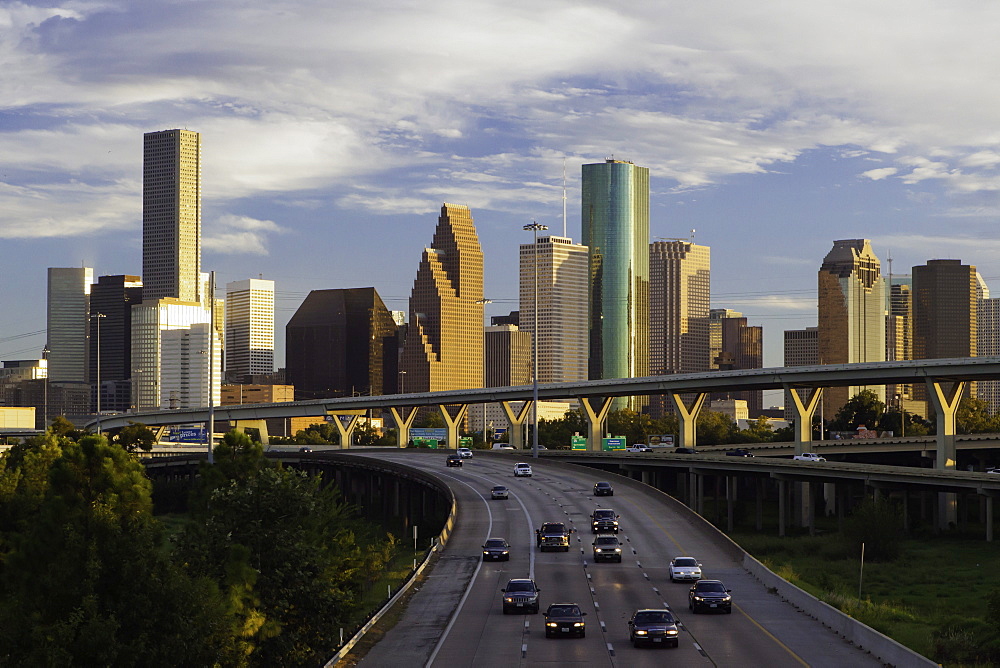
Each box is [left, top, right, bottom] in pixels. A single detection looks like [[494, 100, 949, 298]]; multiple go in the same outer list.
[[582, 160, 649, 411]]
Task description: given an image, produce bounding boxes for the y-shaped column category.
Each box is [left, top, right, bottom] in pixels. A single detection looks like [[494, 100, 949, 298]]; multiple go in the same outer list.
[[389, 406, 418, 448], [669, 392, 708, 448], [328, 412, 361, 449], [784, 386, 823, 455], [438, 404, 469, 450], [581, 397, 614, 451], [233, 419, 270, 447], [927, 379, 965, 529], [500, 401, 533, 450]]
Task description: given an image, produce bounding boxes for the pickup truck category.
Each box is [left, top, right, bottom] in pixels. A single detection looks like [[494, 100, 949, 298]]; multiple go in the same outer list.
[[626, 444, 652, 453], [535, 522, 573, 551], [591, 508, 620, 533]]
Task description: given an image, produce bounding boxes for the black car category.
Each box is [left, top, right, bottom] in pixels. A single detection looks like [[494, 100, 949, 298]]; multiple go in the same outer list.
[[591, 535, 623, 562], [674, 447, 697, 454], [535, 522, 572, 551], [726, 448, 754, 457], [298, 446, 313, 453], [543, 603, 586, 638], [628, 608, 679, 648], [689, 579, 732, 614], [482, 537, 510, 561], [446, 454, 463, 467], [502, 578, 540, 614], [591, 508, 620, 533], [593, 481, 614, 496]]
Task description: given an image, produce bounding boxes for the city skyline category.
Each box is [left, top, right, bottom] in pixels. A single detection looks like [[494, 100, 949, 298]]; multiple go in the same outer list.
[[6, 3, 1000, 372]]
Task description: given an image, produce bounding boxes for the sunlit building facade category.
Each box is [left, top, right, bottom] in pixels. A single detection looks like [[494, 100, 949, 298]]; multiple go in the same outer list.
[[225, 278, 275, 381], [47, 267, 93, 384]]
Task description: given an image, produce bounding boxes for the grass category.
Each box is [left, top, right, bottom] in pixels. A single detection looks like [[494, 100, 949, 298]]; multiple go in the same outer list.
[[730, 529, 1000, 663]]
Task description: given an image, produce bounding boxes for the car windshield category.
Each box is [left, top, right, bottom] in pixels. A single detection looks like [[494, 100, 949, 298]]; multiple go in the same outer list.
[[674, 557, 698, 567], [493, 486, 506, 491], [542, 524, 566, 532], [697, 582, 727, 593], [548, 605, 580, 616], [635, 611, 673, 624], [596, 538, 618, 546], [593, 510, 615, 518], [506, 581, 534, 592], [485, 539, 507, 548]]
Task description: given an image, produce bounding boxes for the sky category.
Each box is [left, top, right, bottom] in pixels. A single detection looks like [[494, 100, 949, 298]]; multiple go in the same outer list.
[[4, 0, 1000, 396]]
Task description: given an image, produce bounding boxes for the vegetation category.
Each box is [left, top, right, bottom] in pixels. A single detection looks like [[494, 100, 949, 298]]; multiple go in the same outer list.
[[0, 427, 405, 666]]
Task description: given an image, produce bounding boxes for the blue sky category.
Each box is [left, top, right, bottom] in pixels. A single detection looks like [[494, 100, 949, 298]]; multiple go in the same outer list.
[[4, 0, 1000, 393]]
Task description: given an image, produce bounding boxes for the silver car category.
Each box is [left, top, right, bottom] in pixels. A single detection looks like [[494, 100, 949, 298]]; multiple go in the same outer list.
[[668, 556, 702, 582]]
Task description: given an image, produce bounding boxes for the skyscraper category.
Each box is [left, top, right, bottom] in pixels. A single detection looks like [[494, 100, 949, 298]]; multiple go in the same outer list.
[[47, 267, 93, 383], [225, 278, 275, 381], [143, 129, 201, 303], [977, 281, 1000, 413], [817, 239, 886, 414], [401, 204, 484, 393], [582, 160, 649, 410], [886, 276, 913, 410], [89, 275, 143, 412], [519, 235, 588, 384], [709, 308, 763, 415], [160, 323, 220, 410], [485, 324, 532, 387], [783, 326, 819, 422], [285, 287, 398, 400], [131, 299, 213, 410]]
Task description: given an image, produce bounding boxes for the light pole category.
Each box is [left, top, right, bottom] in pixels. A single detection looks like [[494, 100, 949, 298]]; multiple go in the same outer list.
[[42, 345, 49, 431], [476, 297, 493, 445], [207, 272, 216, 464], [399, 370, 406, 395], [523, 222, 547, 458], [896, 393, 905, 438], [91, 313, 106, 434]]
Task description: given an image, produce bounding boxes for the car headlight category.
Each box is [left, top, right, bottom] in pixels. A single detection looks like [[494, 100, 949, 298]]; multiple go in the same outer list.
[[505, 597, 514, 603], [722, 596, 731, 601], [614, 548, 622, 552], [635, 630, 647, 635], [501, 550, 509, 554], [546, 622, 557, 627], [666, 629, 678, 635], [483, 551, 489, 555], [693, 596, 703, 601], [573, 622, 584, 627]]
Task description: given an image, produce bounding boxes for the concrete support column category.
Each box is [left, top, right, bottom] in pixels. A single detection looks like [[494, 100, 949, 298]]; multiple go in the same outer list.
[[696, 473, 705, 516], [726, 476, 736, 533], [233, 419, 270, 446], [755, 478, 764, 531], [438, 404, 469, 449], [328, 412, 361, 449], [641, 470, 652, 486], [802, 482, 814, 535], [987, 496, 994, 542], [580, 397, 614, 451], [389, 406, 419, 448], [927, 379, 965, 530], [500, 401, 533, 450], [778, 479, 787, 537], [823, 483, 836, 517], [784, 385, 823, 456], [669, 392, 708, 448]]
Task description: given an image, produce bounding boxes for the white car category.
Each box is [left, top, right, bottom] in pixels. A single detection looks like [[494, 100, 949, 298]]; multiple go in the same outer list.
[[626, 444, 652, 453], [514, 462, 533, 477], [793, 452, 826, 462], [669, 556, 703, 582], [457, 447, 473, 458]]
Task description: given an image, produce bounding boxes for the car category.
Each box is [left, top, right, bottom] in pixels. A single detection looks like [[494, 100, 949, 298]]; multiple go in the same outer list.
[[674, 447, 697, 454], [501, 578, 540, 614], [689, 579, 732, 614], [628, 608, 680, 648], [591, 508, 619, 533], [591, 535, 623, 562], [490, 485, 509, 500], [482, 537, 511, 561], [492, 444, 515, 450], [593, 481, 614, 496], [298, 446, 313, 453], [726, 448, 754, 457], [446, 454, 463, 467], [514, 462, 533, 477], [457, 447, 473, 458], [535, 522, 573, 551], [987, 467, 1000, 474], [668, 556, 702, 582], [793, 452, 826, 462], [626, 444, 652, 453], [543, 603, 586, 637]]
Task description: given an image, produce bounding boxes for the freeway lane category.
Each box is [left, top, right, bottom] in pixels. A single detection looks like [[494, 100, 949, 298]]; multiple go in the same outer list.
[[354, 452, 884, 668]]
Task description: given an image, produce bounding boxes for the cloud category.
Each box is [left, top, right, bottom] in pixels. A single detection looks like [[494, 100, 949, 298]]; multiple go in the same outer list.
[[860, 167, 897, 181], [203, 214, 286, 255]]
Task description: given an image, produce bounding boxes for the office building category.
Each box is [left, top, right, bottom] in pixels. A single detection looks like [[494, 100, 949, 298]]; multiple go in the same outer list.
[[886, 276, 913, 411], [89, 275, 142, 412], [485, 325, 532, 388], [783, 327, 819, 422], [709, 309, 763, 415], [131, 299, 213, 410], [978, 286, 1000, 413], [143, 129, 201, 303], [817, 239, 886, 415], [519, 235, 588, 384], [225, 278, 275, 381], [160, 323, 221, 409], [582, 159, 649, 411], [47, 267, 93, 383], [401, 204, 484, 393], [286, 288, 399, 400]]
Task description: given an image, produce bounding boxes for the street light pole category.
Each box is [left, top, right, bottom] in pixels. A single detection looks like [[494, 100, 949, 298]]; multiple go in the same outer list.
[[523, 222, 547, 459], [475, 297, 493, 446], [399, 370, 406, 395], [91, 313, 106, 435], [42, 345, 49, 431]]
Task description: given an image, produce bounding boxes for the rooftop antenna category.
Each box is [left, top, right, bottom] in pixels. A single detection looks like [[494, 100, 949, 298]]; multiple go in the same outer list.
[[690, 228, 696, 241], [562, 157, 567, 238]]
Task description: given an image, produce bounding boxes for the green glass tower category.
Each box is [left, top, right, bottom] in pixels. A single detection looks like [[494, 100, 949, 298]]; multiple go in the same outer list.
[[582, 159, 649, 410]]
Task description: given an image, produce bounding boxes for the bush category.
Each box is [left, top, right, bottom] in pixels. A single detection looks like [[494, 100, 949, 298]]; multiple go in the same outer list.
[[841, 498, 905, 562]]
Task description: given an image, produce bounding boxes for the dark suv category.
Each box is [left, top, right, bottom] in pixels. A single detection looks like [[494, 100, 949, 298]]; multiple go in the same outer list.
[[628, 608, 679, 647], [591, 508, 619, 533], [535, 522, 573, 551], [689, 579, 732, 614], [543, 603, 586, 637], [502, 578, 540, 614], [593, 481, 614, 496], [591, 535, 623, 562], [446, 454, 463, 467]]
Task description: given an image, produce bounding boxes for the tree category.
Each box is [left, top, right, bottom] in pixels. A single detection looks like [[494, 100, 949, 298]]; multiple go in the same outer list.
[[114, 421, 156, 453], [828, 390, 885, 432], [696, 410, 737, 445], [956, 396, 1000, 434]]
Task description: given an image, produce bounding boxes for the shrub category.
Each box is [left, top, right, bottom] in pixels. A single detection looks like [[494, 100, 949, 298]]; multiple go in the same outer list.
[[841, 498, 905, 562]]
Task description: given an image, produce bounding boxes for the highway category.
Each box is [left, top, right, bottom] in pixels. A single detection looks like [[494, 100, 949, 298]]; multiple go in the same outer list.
[[353, 451, 884, 667]]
